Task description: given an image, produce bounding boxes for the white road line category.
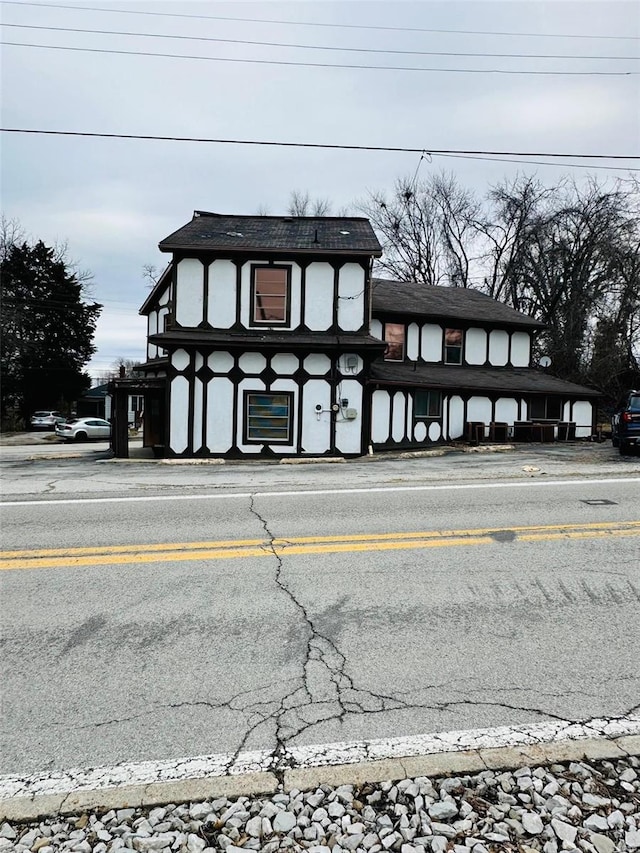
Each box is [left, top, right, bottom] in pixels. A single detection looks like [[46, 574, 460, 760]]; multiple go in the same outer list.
[[1, 476, 639, 508], [1, 714, 638, 800]]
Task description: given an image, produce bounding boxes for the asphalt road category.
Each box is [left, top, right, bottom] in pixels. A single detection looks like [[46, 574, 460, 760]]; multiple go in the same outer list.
[[1, 446, 639, 779]]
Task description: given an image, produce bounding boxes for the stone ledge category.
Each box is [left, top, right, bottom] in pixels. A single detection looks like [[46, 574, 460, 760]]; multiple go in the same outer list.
[[2, 735, 637, 822]]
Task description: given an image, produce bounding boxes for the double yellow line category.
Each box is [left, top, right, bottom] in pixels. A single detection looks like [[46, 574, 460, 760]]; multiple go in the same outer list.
[[1, 520, 639, 572]]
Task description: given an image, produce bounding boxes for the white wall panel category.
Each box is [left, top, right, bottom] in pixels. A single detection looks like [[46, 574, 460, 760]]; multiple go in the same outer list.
[[239, 352, 267, 374], [301, 380, 332, 454], [192, 377, 204, 453], [467, 396, 492, 429], [448, 395, 464, 439], [407, 323, 419, 361], [414, 422, 427, 442], [289, 265, 302, 329], [337, 353, 363, 376], [495, 397, 519, 424], [271, 354, 298, 375], [194, 352, 204, 371], [421, 324, 442, 362], [170, 376, 189, 454], [466, 328, 487, 365], [337, 264, 364, 331], [572, 401, 593, 437], [148, 310, 158, 338], [236, 378, 266, 454], [175, 259, 204, 328], [209, 351, 234, 373], [172, 349, 190, 372], [208, 260, 237, 329], [429, 422, 442, 442], [392, 392, 406, 442], [371, 390, 390, 443], [511, 331, 531, 367], [305, 263, 334, 330], [334, 380, 363, 454], [489, 330, 509, 366], [271, 379, 298, 454], [205, 378, 234, 453], [370, 319, 383, 340], [304, 354, 331, 376]]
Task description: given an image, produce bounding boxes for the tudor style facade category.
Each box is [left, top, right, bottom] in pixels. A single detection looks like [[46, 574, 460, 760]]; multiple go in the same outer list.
[[367, 279, 598, 449], [137, 211, 385, 457], [125, 211, 598, 459]]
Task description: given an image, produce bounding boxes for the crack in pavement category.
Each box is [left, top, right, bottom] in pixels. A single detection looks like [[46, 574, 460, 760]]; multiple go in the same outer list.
[[226, 495, 636, 778], [225, 495, 430, 778]]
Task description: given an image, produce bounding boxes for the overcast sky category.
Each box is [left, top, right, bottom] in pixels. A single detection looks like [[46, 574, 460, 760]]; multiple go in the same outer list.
[[1, 0, 638, 379]]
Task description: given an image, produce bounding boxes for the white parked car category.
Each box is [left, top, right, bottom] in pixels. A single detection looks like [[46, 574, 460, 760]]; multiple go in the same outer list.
[[55, 417, 111, 442], [30, 410, 66, 430]]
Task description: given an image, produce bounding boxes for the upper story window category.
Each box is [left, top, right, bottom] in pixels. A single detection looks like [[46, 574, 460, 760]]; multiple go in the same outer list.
[[384, 323, 405, 361], [444, 328, 463, 364], [251, 265, 290, 326]]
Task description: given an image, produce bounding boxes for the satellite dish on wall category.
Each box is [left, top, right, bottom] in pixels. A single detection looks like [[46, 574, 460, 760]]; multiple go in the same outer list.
[[538, 355, 552, 368]]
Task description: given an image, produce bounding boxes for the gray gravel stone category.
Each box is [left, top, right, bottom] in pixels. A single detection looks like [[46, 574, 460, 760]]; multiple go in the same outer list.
[[4, 754, 637, 853], [272, 810, 296, 833], [522, 812, 544, 835]]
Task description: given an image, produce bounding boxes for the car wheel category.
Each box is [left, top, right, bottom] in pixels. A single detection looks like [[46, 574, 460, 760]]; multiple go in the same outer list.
[[74, 431, 88, 442], [619, 441, 631, 456], [611, 433, 619, 447]]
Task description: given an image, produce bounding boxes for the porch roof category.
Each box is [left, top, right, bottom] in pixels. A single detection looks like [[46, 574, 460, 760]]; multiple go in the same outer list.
[[369, 362, 600, 397]]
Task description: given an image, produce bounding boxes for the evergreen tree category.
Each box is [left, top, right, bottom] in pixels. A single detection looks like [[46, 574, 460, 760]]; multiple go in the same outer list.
[[1, 237, 102, 422]]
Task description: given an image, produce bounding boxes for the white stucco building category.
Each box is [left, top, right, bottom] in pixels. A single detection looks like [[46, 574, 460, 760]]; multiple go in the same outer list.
[[112, 211, 599, 458]]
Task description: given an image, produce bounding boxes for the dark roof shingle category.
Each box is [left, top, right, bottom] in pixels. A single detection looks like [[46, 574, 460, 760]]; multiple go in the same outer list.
[[370, 362, 600, 397], [159, 212, 382, 255], [372, 278, 544, 329]]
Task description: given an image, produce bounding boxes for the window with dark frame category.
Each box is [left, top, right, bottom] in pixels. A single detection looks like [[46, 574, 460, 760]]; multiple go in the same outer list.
[[529, 396, 562, 420], [384, 323, 405, 361], [414, 390, 442, 418], [251, 266, 289, 325], [444, 328, 463, 364], [245, 392, 293, 443]]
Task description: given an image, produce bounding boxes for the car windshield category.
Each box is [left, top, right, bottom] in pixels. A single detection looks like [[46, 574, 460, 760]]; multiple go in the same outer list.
[[629, 395, 640, 411], [34, 412, 51, 417], [64, 418, 80, 425]]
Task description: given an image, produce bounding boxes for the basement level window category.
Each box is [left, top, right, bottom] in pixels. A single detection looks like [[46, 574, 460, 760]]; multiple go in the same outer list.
[[529, 396, 562, 420], [245, 392, 293, 444], [414, 390, 442, 418]]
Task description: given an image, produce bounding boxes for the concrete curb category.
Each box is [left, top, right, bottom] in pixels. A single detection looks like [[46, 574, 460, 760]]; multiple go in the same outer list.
[[2, 734, 637, 823]]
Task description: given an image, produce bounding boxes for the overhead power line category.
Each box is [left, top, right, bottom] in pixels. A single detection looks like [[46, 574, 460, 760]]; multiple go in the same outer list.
[[3, 41, 637, 76], [2, 128, 638, 170], [2, 0, 638, 41], [3, 22, 637, 61]]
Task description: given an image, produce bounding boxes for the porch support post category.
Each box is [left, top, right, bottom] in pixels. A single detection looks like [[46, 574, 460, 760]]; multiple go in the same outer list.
[[113, 389, 129, 458]]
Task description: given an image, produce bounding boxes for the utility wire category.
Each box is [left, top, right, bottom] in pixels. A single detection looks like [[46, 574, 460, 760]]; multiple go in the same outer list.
[[1, 128, 637, 162], [3, 22, 636, 61], [3, 41, 637, 75], [2, 0, 638, 41]]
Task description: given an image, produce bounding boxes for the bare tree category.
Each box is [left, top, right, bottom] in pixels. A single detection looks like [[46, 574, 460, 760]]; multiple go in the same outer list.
[[358, 176, 446, 286], [288, 190, 332, 217]]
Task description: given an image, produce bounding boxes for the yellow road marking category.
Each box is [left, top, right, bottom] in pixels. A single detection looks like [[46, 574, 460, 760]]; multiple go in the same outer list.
[[0, 521, 638, 571]]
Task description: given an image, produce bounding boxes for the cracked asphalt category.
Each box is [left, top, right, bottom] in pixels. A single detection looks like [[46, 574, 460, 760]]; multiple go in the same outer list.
[[0, 443, 639, 782]]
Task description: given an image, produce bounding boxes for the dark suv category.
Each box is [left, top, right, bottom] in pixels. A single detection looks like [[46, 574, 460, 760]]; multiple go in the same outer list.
[[611, 390, 640, 455]]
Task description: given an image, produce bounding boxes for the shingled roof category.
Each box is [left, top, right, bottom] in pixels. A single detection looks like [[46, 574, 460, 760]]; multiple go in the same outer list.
[[159, 212, 382, 255], [370, 362, 600, 397], [372, 278, 545, 329]]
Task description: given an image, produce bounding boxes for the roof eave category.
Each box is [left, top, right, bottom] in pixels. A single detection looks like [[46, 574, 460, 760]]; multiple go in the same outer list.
[[158, 242, 382, 257]]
